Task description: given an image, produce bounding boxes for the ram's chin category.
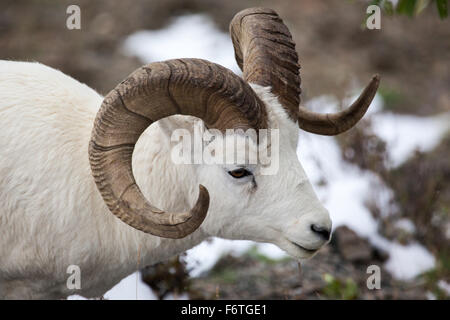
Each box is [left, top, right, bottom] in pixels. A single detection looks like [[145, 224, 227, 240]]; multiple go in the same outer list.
[[275, 239, 319, 260]]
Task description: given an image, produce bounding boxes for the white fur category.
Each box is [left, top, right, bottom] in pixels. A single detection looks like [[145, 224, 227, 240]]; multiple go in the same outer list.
[[0, 61, 331, 299]]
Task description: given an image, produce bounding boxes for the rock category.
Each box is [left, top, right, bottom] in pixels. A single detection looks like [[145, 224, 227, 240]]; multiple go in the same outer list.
[[333, 226, 373, 263]]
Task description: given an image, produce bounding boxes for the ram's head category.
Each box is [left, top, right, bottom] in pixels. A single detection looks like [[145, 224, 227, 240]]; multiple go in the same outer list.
[[89, 8, 379, 259]]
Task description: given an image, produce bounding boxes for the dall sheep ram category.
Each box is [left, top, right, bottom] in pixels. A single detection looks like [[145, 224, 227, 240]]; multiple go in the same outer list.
[[0, 8, 379, 299]]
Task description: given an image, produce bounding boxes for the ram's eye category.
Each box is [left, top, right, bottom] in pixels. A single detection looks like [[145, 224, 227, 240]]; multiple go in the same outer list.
[[228, 168, 252, 179]]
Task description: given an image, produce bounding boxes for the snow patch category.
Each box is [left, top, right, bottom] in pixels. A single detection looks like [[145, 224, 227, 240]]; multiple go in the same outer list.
[[68, 272, 189, 300], [104, 272, 156, 300], [374, 238, 435, 280], [371, 112, 450, 168], [438, 280, 450, 295], [122, 14, 240, 74], [68, 272, 156, 300], [394, 218, 416, 234], [185, 239, 286, 277]]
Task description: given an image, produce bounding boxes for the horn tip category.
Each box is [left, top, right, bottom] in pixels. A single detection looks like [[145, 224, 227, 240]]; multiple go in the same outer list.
[[198, 184, 210, 200]]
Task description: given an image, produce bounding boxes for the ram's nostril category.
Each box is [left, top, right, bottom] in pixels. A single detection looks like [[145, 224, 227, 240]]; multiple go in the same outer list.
[[310, 224, 331, 240]]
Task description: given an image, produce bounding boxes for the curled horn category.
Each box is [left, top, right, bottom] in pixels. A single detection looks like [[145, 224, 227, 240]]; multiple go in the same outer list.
[[89, 58, 267, 239]]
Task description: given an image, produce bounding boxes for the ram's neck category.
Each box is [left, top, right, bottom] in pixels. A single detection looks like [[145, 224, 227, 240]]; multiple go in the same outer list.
[[125, 117, 208, 267]]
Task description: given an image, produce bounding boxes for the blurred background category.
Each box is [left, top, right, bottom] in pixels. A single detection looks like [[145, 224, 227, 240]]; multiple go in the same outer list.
[[1, 0, 448, 299]]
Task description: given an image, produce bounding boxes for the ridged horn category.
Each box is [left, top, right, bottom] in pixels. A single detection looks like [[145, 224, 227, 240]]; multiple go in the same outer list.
[[230, 7, 380, 135], [297, 75, 380, 135], [230, 7, 301, 120], [89, 58, 267, 239]]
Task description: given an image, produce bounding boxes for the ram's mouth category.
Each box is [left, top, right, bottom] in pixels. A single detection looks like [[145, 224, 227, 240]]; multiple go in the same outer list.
[[289, 241, 318, 254], [271, 231, 322, 259]]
